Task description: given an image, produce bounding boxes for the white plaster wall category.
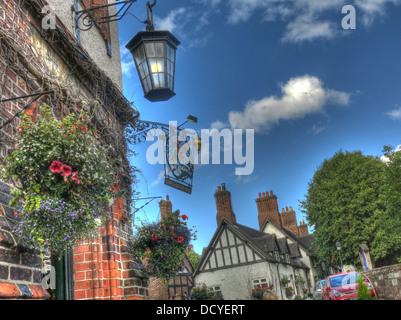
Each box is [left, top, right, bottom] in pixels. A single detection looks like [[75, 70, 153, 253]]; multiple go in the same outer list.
[[45, 0, 123, 89], [195, 261, 282, 300]]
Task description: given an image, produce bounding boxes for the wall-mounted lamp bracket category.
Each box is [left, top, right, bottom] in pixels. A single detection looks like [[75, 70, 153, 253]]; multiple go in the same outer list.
[[72, 0, 137, 31], [0, 90, 57, 132]]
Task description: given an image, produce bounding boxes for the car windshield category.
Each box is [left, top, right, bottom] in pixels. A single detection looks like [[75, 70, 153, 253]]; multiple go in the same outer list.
[[329, 273, 358, 288]]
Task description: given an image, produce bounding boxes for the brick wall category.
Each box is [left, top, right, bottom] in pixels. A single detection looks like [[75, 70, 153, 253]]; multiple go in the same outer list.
[[0, 0, 146, 300], [0, 181, 50, 299], [255, 191, 281, 230], [364, 264, 401, 300]]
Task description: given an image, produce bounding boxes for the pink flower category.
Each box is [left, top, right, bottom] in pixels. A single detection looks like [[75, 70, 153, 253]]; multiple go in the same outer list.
[[177, 236, 184, 243], [72, 172, 80, 184], [50, 161, 64, 173], [60, 165, 72, 177], [189, 244, 193, 251], [14, 211, 18, 217]]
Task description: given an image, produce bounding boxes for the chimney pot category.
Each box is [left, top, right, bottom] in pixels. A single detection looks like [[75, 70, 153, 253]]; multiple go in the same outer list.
[[217, 186, 221, 191], [222, 183, 226, 190], [290, 206, 293, 211], [270, 191, 273, 196], [166, 195, 169, 201], [286, 207, 289, 211], [258, 193, 262, 198], [262, 192, 266, 197]]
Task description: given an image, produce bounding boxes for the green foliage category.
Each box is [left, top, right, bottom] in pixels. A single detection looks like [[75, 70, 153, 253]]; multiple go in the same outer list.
[[130, 210, 197, 283], [191, 283, 211, 300], [381, 145, 401, 253], [251, 285, 273, 300], [190, 283, 222, 300], [186, 249, 201, 269], [300, 150, 398, 267], [1, 104, 118, 257], [357, 275, 375, 300]]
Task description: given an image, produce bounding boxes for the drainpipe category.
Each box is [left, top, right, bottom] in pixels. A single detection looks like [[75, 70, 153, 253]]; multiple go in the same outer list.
[[276, 263, 284, 300]]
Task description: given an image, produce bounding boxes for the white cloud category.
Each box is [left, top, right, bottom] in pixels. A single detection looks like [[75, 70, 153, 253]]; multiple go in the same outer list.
[[211, 0, 401, 42], [386, 106, 401, 120], [120, 46, 136, 78], [380, 144, 401, 163], [151, 170, 165, 187], [154, 8, 213, 49], [227, 75, 350, 132], [210, 120, 229, 130], [312, 124, 326, 135], [155, 7, 187, 34], [355, 0, 401, 25]]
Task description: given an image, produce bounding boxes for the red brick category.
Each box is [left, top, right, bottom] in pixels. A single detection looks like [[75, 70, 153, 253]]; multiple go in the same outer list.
[[75, 280, 92, 291], [0, 282, 20, 298], [29, 285, 50, 300]]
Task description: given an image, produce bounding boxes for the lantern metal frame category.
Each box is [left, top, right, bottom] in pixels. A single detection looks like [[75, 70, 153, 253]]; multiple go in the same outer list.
[[125, 30, 180, 102]]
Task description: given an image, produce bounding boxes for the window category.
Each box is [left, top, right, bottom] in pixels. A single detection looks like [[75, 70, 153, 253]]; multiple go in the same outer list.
[[253, 278, 269, 289], [285, 253, 290, 263], [274, 251, 280, 261], [208, 285, 221, 294]]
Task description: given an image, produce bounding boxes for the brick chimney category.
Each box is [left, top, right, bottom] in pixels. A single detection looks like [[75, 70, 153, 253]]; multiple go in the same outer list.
[[255, 190, 281, 230], [298, 221, 309, 237], [215, 183, 237, 226], [159, 195, 172, 222], [281, 206, 299, 236]]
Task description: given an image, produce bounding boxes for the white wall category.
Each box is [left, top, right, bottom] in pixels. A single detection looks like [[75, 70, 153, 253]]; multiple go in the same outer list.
[[45, 0, 123, 89], [195, 261, 290, 300]]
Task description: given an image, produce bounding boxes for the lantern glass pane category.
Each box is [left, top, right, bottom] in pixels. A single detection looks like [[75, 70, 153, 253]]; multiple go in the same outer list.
[[153, 73, 160, 88], [155, 42, 164, 57], [143, 76, 151, 93], [145, 43, 156, 57], [138, 63, 146, 80], [159, 73, 165, 87], [167, 44, 175, 63], [133, 44, 145, 64]]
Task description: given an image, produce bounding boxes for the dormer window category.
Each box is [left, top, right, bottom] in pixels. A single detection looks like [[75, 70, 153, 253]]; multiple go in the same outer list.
[[274, 251, 280, 261], [285, 253, 290, 263]]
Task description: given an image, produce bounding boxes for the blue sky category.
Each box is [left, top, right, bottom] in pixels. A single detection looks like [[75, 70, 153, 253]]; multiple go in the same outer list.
[[117, 0, 401, 255]]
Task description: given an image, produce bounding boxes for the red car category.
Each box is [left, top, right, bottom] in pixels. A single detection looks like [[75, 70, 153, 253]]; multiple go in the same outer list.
[[322, 271, 378, 300]]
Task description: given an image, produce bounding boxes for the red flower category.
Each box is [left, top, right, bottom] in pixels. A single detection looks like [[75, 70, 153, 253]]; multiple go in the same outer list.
[[60, 165, 72, 177], [17, 127, 22, 131], [189, 244, 193, 251], [72, 172, 80, 184], [177, 236, 184, 243], [181, 214, 188, 220], [14, 211, 18, 217], [50, 161, 64, 173]]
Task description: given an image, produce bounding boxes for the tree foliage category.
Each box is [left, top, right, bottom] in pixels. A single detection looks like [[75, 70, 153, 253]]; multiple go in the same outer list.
[[300, 150, 399, 268]]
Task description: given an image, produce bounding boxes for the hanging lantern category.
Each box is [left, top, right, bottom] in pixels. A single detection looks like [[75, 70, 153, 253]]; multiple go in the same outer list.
[[126, 30, 180, 102]]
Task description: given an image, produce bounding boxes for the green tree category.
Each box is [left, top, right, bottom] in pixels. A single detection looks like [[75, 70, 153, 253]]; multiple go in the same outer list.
[[186, 250, 201, 270], [300, 150, 397, 268], [380, 145, 401, 264]]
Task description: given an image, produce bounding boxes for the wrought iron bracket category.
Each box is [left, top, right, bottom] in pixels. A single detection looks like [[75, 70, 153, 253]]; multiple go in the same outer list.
[[0, 90, 57, 133], [125, 117, 198, 194], [71, 0, 159, 32], [72, 0, 137, 31]]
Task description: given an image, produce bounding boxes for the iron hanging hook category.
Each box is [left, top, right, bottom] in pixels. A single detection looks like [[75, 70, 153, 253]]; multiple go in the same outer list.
[[146, 0, 157, 31]]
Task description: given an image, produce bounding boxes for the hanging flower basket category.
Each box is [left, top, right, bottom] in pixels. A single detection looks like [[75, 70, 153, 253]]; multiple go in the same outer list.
[[280, 276, 290, 286], [1, 104, 119, 258], [130, 210, 197, 282], [285, 286, 295, 298], [251, 286, 274, 300]]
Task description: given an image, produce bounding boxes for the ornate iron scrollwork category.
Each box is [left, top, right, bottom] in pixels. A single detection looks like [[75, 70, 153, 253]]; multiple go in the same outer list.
[[125, 119, 196, 194], [72, 0, 137, 32]]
